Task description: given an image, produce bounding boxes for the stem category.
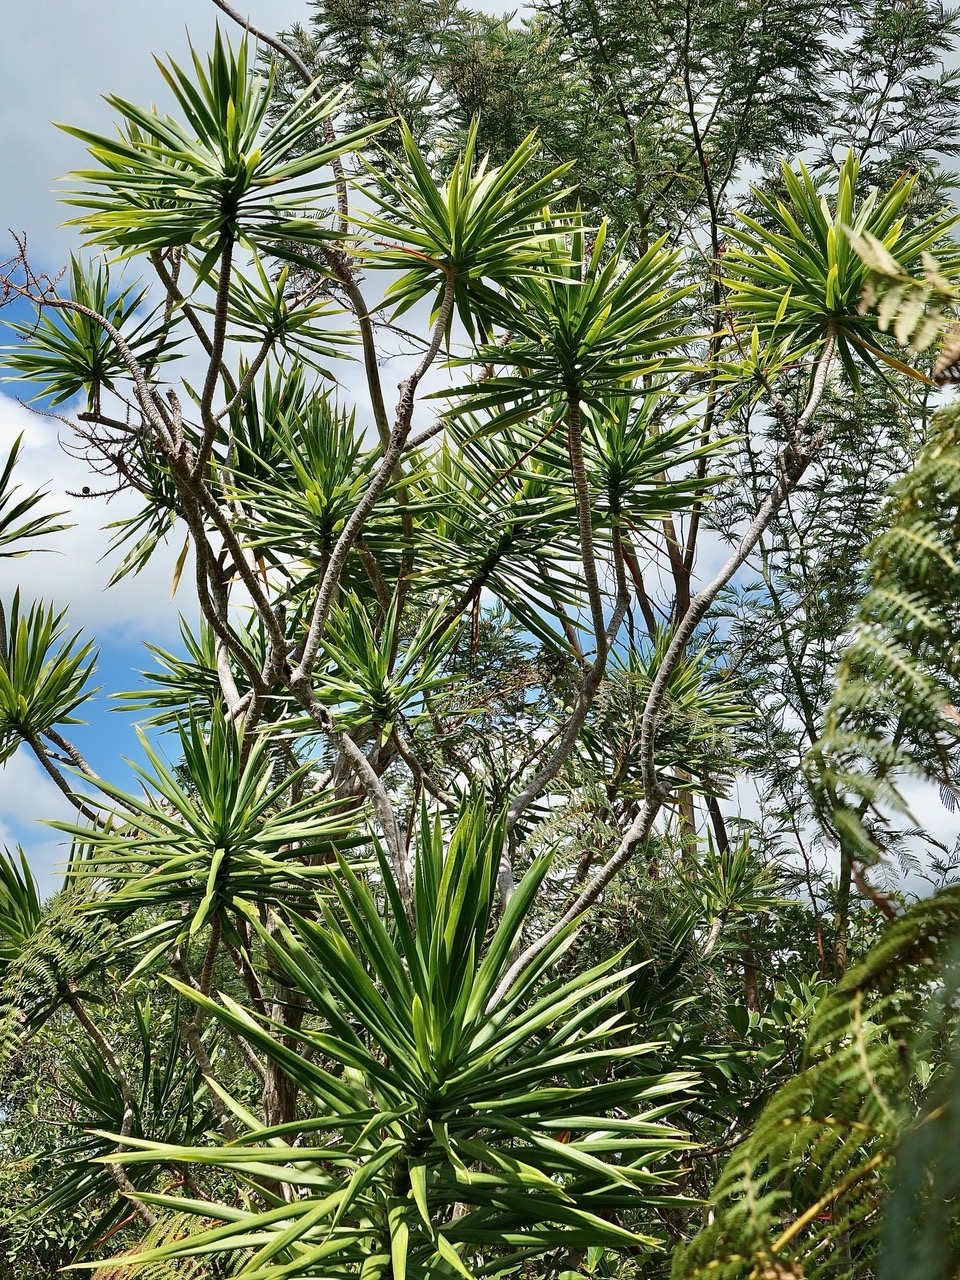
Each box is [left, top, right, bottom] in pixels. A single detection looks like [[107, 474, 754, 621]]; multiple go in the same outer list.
[[637, 330, 837, 805], [199, 916, 221, 997], [502, 387, 633, 844], [179, 497, 266, 704], [43, 727, 100, 780], [494, 329, 838, 996], [171, 949, 239, 1142], [622, 534, 661, 636], [392, 727, 457, 806], [702, 908, 728, 958], [324, 250, 391, 447], [199, 499, 284, 654], [193, 238, 234, 475], [16, 292, 176, 453], [64, 989, 158, 1228], [291, 279, 456, 685], [21, 727, 103, 826], [565, 386, 607, 650], [149, 250, 235, 393], [504, 562, 630, 836], [339, 730, 412, 913]]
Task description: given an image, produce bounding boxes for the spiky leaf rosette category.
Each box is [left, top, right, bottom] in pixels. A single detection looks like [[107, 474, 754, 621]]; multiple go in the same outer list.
[[723, 151, 959, 387], [83, 801, 694, 1280], [56, 710, 359, 957], [60, 29, 382, 269]]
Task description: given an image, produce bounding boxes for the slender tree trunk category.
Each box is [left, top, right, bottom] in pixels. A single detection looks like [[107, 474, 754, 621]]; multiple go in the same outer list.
[[834, 848, 852, 980], [739, 929, 761, 1012]]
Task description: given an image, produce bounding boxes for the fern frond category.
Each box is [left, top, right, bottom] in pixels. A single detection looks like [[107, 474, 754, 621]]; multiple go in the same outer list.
[[0, 882, 116, 1062], [807, 408, 960, 861], [92, 1213, 236, 1279], [674, 886, 960, 1280], [689, 399, 960, 1270]]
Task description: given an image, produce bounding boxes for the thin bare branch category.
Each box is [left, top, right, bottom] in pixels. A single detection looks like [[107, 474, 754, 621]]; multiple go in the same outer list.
[[291, 279, 456, 686]]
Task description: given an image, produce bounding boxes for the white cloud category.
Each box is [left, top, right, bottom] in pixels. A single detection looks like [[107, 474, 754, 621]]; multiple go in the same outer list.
[[0, 750, 76, 896], [0, 747, 69, 827], [0, 392, 190, 640]]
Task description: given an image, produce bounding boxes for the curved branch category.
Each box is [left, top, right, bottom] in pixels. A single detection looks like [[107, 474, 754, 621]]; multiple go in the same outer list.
[[291, 279, 456, 685], [42, 727, 99, 781], [179, 495, 269, 703], [495, 330, 838, 993], [193, 238, 235, 475], [21, 727, 103, 826], [322, 251, 391, 446], [637, 327, 836, 803], [339, 730, 412, 912], [9, 288, 176, 454], [170, 948, 240, 1143], [392, 727, 458, 806], [566, 386, 607, 650], [504, 390, 632, 840]]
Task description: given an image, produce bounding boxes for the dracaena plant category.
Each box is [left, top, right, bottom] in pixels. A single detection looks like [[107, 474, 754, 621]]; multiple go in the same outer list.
[[360, 117, 572, 335], [56, 710, 359, 951], [112, 614, 269, 729], [0, 593, 98, 775], [3, 8, 960, 1275], [85, 801, 694, 1280], [443, 222, 690, 425], [723, 151, 960, 387], [410, 424, 584, 650], [0, 433, 70, 555], [2, 255, 181, 410], [60, 27, 382, 268], [310, 591, 463, 743], [229, 395, 412, 587]]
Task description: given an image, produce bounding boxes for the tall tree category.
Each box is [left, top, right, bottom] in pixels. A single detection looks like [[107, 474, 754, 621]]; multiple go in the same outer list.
[[259, 0, 960, 961]]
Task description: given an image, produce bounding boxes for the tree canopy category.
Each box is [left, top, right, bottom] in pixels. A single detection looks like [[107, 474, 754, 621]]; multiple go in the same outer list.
[[3, 1, 960, 1277]]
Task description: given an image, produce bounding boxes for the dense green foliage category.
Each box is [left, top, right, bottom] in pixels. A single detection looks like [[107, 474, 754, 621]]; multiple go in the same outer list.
[[2, 1, 960, 1277]]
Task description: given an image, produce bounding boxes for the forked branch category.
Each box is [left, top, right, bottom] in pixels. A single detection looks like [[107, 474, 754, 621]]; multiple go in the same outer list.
[[493, 330, 838, 995]]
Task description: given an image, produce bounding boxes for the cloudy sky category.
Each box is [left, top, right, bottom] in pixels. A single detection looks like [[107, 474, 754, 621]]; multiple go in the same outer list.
[[0, 1, 309, 888], [3, 2, 309, 263]]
